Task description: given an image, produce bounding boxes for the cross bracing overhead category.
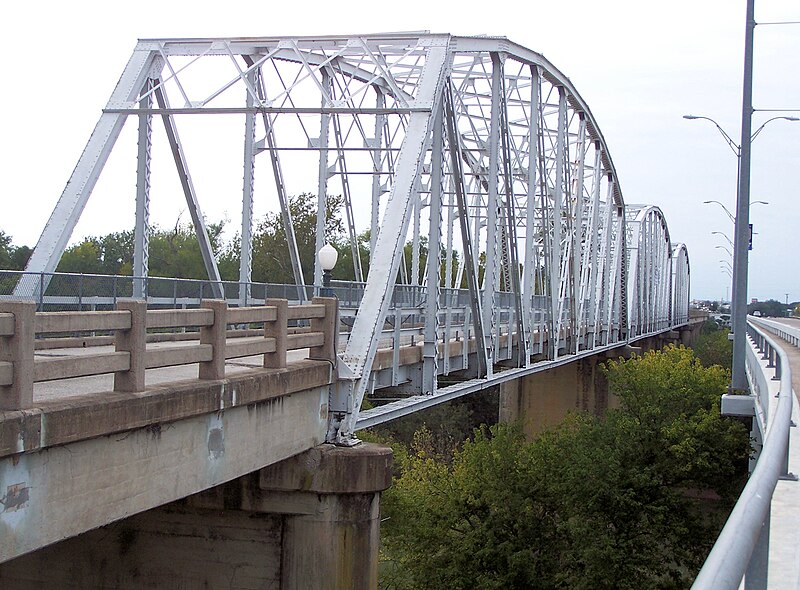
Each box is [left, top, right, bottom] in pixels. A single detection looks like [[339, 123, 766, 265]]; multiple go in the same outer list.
[[14, 33, 690, 443]]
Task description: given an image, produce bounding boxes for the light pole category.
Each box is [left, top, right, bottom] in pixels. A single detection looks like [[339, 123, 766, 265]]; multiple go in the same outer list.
[[716, 245, 733, 258], [685, 111, 795, 391], [318, 244, 338, 297]]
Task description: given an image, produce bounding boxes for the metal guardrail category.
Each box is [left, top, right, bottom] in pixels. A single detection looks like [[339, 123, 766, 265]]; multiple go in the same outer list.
[[692, 318, 795, 589]]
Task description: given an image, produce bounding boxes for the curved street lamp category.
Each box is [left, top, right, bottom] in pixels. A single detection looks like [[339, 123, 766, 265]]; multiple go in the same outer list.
[[684, 114, 799, 156], [712, 231, 734, 248], [704, 200, 768, 223], [685, 113, 796, 392], [716, 245, 733, 258]]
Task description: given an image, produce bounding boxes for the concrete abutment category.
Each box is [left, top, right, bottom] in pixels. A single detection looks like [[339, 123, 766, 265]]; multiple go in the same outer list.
[[0, 442, 392, 590]]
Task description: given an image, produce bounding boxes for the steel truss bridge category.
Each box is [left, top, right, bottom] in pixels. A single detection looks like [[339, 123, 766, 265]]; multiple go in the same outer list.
[[13, 33, 690, 444]]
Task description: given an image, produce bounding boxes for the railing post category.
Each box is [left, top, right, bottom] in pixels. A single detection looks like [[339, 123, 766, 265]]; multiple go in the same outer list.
[[114, 299, 147, 392], [199, 299, 227, 380], [0, 301, 36, 410], [310, 297, 338, 366], [264, 298, 288, 369]]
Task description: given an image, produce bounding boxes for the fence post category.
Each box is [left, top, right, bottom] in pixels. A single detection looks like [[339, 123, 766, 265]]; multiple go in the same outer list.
[[0, 301, 35, 410], [200, 299, 227, 380], [310, 297, 338, 366], [38, 273, 44, 311], [114, 299, 147, 392], [264, 299, 288, 369]]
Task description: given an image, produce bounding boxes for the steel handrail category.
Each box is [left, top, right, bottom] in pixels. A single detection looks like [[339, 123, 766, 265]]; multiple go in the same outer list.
[[692, 320, 793, 589]]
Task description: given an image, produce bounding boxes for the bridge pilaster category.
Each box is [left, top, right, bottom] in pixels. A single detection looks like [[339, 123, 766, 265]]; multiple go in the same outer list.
[[259, 443, 392, 590]]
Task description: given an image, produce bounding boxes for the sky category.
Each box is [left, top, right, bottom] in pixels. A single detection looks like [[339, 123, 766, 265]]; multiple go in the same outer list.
[[2, 0, 798, 302]]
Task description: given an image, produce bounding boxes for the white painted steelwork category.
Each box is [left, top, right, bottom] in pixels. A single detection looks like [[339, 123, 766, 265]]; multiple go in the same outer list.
[[625, 205, 673, 339], [11, 33, 690, 443]]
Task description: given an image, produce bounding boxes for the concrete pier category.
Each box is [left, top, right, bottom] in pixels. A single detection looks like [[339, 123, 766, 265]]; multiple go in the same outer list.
[[0, 443, 392, 589]]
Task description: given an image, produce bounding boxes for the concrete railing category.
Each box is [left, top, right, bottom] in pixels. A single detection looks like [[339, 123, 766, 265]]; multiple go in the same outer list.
[[692, 319, 794, 589], [0, 297, 338, 411]]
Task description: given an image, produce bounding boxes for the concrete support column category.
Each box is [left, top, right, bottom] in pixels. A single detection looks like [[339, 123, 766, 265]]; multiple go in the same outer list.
[[498, 378, 520, 424], [260, 443, 393, 590], [498, 356, 612, 438]]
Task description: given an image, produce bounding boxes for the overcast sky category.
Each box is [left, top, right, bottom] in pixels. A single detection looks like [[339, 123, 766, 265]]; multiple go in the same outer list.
[[2, 0, 798, 302]]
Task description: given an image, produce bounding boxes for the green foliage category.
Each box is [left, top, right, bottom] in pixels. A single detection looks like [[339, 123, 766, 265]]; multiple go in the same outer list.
[[148, 221, 227, 279], [747, 299, 789, 317], [249, 192, 346, 284], [368, 389, 499, 464], [0, 231, 31, 270], [693, 327, 733, 370], [381, 345, 749, 589]]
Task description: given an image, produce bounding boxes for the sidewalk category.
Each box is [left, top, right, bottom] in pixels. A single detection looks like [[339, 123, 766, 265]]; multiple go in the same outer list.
[[765, 330, 800, 589]]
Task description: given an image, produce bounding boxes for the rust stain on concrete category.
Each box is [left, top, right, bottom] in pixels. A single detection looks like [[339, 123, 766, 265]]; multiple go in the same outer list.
[[208, 427, 224, 459], [3, 483, 29, 512]]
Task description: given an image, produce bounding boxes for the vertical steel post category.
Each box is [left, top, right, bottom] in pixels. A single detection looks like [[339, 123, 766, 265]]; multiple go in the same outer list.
[[423, 100, 444, 394], [523, 65, 540, 356], [240, 70, 257, 307], [550, 88, 568, 356], [314, 70, 332, 291], [482, 52, 503, 373], [370, 89, 386, 261], [133, 78, 154, 299], [571, 116, 587, 352]]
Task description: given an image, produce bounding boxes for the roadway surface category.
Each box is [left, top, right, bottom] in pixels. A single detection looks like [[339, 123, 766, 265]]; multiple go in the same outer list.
[[763, 318, 800, 589]]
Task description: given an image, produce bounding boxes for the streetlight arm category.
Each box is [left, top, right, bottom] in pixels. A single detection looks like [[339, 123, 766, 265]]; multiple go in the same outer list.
[[712, 231, 734, 248], [750, 116, 800, 142], [683, 115, 740, 156], [704, 200, 736, 223]]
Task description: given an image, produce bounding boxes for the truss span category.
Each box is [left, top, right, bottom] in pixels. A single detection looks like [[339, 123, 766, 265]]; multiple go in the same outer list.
[[15, 33, 691, 443]]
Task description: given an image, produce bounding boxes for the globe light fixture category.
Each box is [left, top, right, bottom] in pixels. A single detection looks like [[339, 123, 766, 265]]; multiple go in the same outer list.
[[318, 244, 338, 296]]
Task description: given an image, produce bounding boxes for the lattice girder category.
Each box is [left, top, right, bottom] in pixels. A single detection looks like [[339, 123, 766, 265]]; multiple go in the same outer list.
[[14, 33, 687, 444]]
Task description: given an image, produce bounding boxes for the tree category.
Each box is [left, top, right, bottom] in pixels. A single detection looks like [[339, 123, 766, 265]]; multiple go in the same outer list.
[[0, 231, 31, 271], [250, 193, 345, 284], [380, 345, 749, 589], [57, 230, 134, 275], [693, 324, 733, 370], [0, 231, 14, 270], [747, 299, 788, 317]]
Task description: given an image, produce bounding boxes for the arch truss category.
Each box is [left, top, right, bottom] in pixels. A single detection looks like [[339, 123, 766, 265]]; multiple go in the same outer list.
[[15, 33, 690, 443]]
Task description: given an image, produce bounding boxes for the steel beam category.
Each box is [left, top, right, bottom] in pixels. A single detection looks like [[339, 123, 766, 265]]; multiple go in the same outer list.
[[133, 78, 156, 299], [153, 84, 224, 298], [331, 40, 450, 443], [17, 46, 159, 297]]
